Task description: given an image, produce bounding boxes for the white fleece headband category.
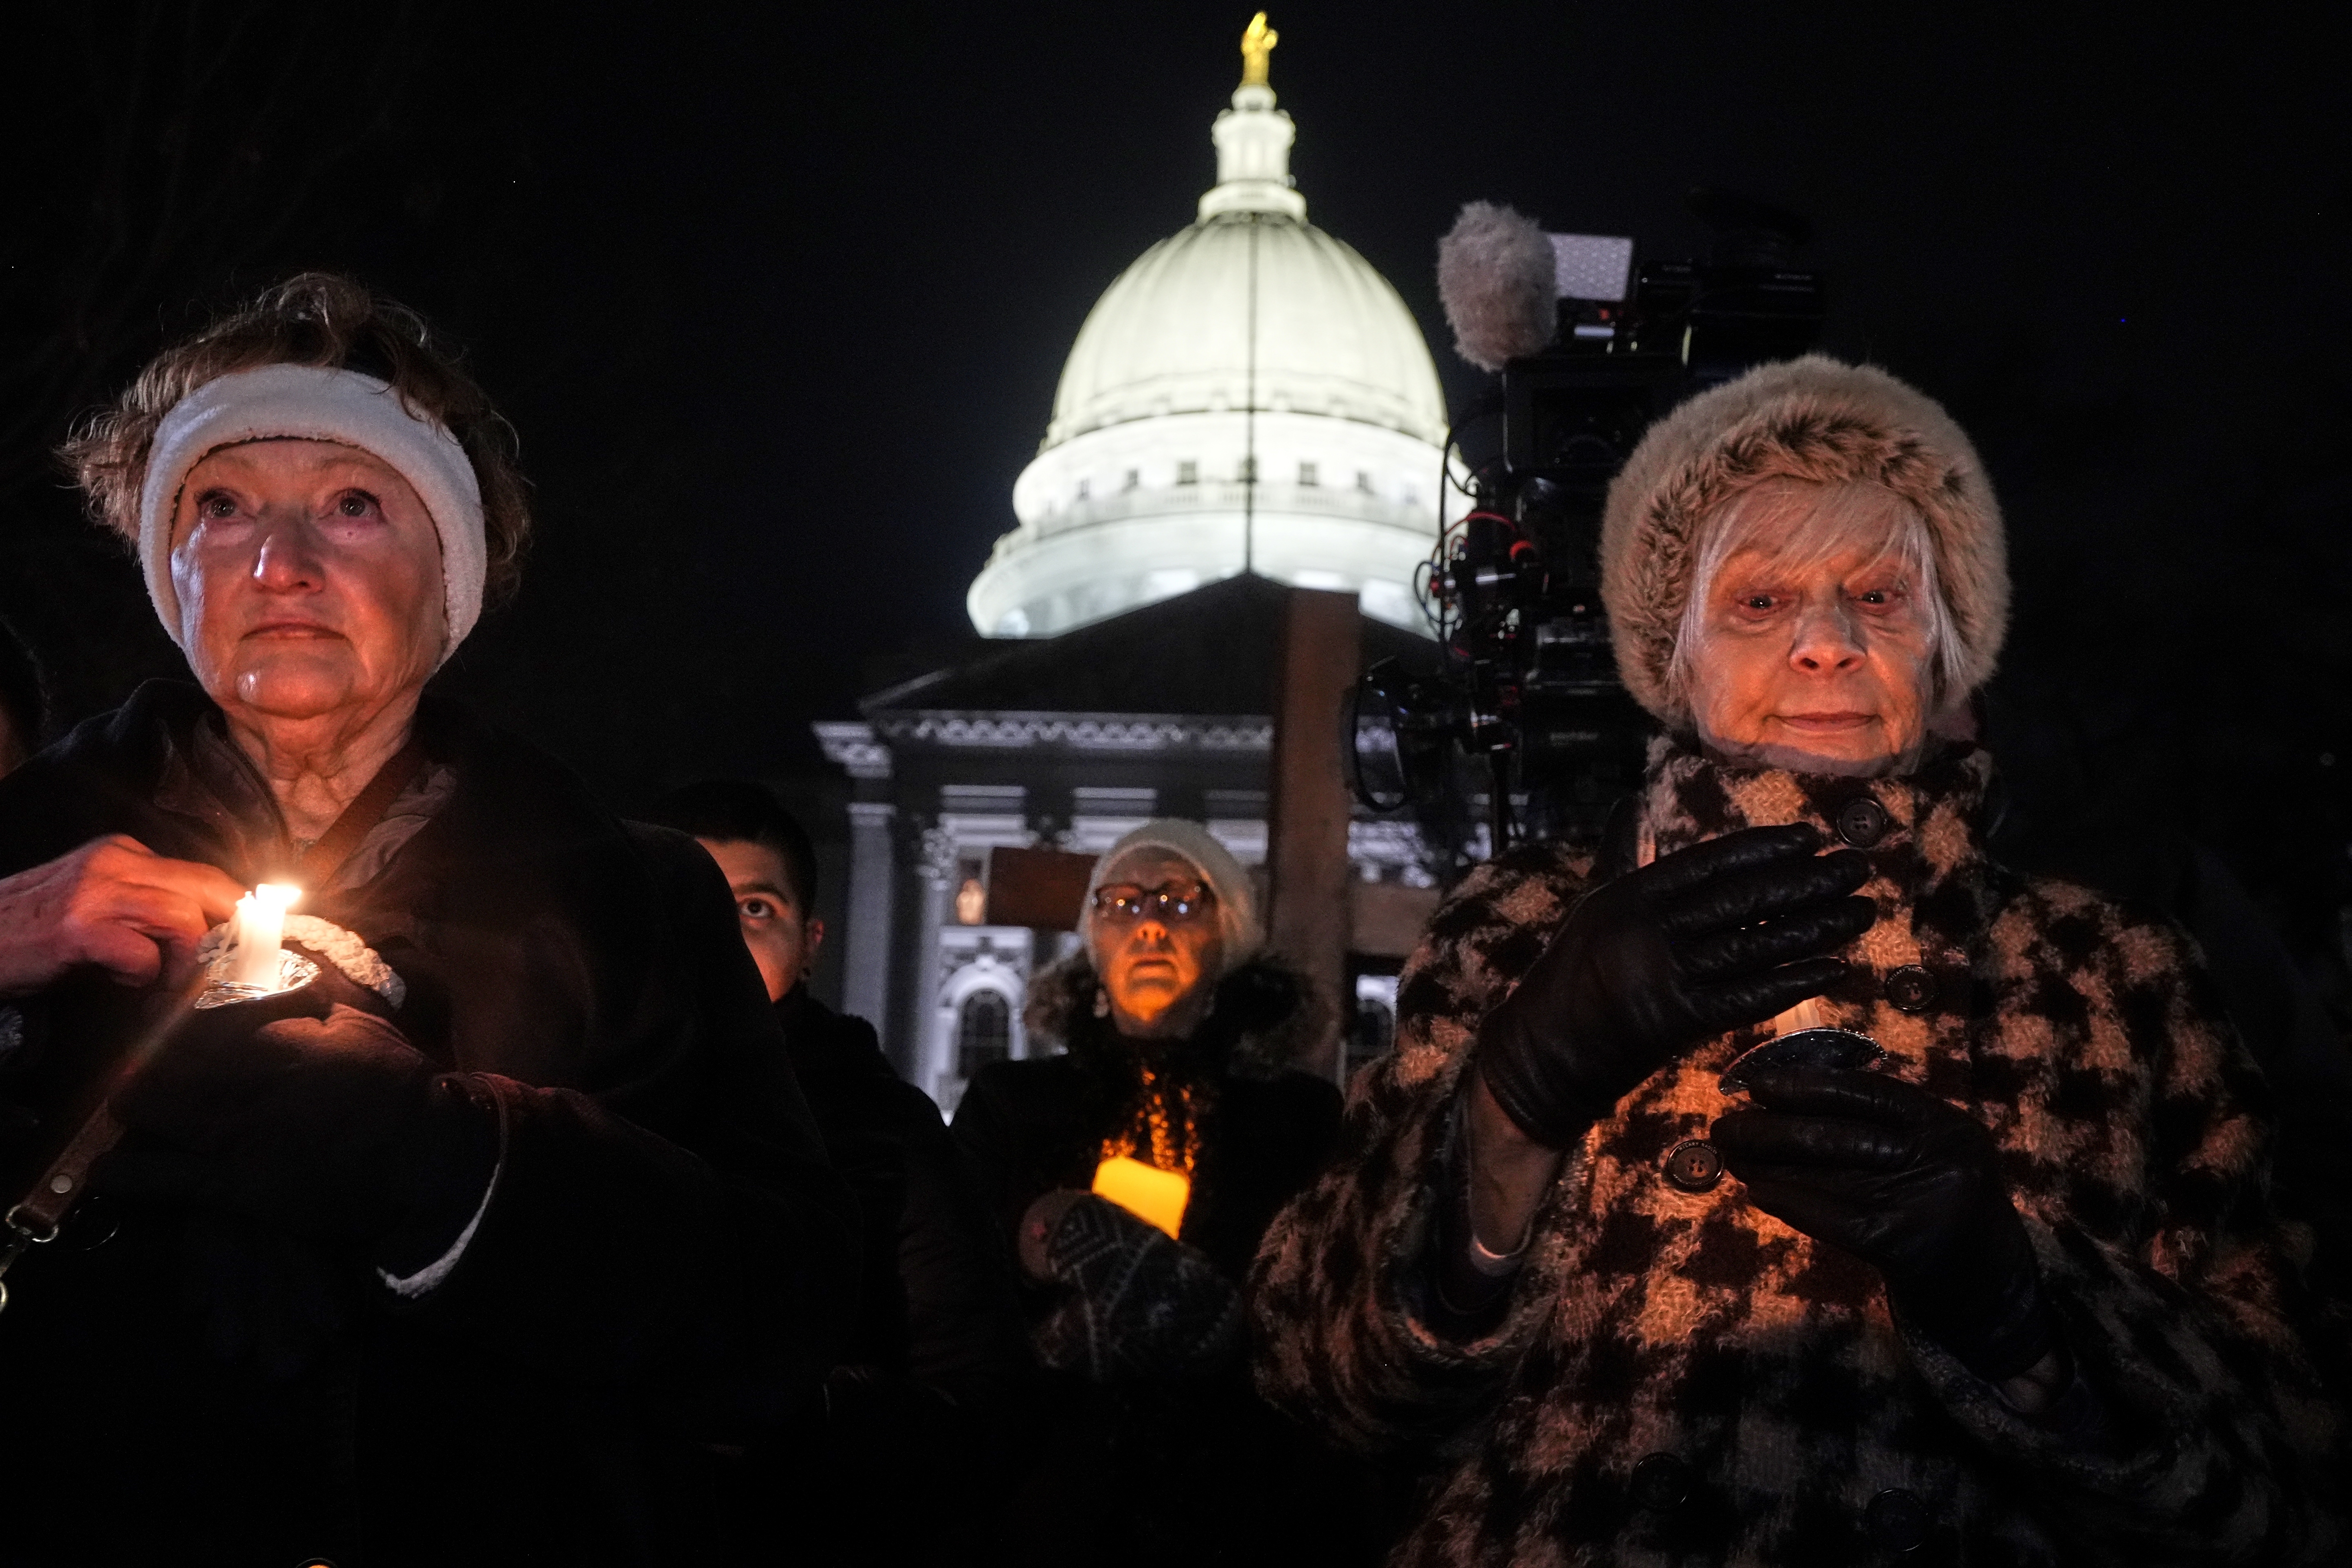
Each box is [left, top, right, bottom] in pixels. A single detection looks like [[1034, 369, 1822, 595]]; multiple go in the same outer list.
[[1082, 817, 1265, 969], [137, 363, 488, 665]]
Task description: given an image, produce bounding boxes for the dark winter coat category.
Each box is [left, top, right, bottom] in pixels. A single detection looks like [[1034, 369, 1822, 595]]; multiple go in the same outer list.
[[1251, 740, 2339, 1567], [955, 957, 1342, 1282], [746, 985, 1027, 1565], [951, 955, 1392, 1568], [0, 681, 857, 1567]]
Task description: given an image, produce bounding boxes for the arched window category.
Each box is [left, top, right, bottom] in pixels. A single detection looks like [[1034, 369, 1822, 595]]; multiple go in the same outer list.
[[957, 990, 1013, 1080]]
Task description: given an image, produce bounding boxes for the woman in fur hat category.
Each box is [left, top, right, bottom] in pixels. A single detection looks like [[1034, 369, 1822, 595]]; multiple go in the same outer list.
[[952, 819, 1373, 1565], [1251, 356, 2337, 1566]]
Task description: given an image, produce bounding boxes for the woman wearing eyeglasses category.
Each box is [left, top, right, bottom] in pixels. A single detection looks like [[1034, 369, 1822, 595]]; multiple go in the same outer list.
[[950, 819, 1371, 1567]]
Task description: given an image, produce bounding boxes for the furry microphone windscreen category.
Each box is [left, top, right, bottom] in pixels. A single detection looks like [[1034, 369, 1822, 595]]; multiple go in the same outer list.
[[1437, 201, 1559, 372]]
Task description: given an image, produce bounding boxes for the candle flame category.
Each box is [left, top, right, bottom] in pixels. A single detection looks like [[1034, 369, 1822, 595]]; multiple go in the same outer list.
[[224, 882, 302, 993]]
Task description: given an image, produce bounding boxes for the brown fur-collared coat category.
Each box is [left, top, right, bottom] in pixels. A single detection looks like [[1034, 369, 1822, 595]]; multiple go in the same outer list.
[[1250, 741, 2337, 1566]]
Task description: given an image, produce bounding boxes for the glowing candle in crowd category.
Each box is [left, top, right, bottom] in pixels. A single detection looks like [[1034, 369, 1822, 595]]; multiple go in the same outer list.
[[226, 883, 301, 990], [1091, 1155, 1190, 1240]]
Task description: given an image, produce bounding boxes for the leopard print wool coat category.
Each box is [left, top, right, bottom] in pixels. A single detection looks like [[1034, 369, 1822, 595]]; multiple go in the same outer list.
[[1251, 741, 2336, 1566]]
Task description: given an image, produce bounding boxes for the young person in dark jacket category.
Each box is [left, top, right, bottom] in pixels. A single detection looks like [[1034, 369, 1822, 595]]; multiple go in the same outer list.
[[950, 819, 1382, 1567], [647, 780, 1026, 1566], [0, 274, 858, 1566]]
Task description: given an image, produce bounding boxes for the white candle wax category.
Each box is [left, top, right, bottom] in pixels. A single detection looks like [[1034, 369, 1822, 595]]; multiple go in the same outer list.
[[225, 883, 300, 990]]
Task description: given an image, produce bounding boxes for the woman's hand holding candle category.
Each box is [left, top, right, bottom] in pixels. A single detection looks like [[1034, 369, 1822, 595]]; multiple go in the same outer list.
[[1017, 1167, 1193, 1284], [103, 1003, 498, 1271], [0, 835, 243, 996]]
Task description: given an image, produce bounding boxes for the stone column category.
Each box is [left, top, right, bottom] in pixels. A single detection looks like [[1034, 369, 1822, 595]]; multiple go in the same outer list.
[[843, 801, 897, 1045], [909, 817, 957, 1099]]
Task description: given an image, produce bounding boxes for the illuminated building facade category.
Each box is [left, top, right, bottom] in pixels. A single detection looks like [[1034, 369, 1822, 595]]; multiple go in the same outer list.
[[822, 24, 1449, 1106]]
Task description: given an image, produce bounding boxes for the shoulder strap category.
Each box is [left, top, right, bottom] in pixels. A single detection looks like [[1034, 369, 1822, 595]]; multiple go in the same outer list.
[[0, 972, 206, 1311], [290, 734, 431, 888]]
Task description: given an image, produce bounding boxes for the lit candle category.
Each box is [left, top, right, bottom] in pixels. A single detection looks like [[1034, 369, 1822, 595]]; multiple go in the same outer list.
[[226, 883, 301, 990], [1091, 1154, 1191, 1240], [1768, 996, 1829, 1037]]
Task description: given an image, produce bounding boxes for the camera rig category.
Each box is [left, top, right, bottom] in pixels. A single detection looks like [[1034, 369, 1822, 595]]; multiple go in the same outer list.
[[1351, 191, 1828, 867]]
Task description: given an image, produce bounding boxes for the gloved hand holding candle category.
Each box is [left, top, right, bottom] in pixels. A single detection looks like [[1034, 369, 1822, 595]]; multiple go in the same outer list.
[[1020, 1190, 1241, 1382], [1474, 823, 1875, 1148], [1712, 1069, 2056, 1383]]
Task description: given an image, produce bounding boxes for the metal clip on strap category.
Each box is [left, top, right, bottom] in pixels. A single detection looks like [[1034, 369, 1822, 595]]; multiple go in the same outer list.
[[0, 967, 209, 1318], [0, 1105, 122, 1315], [0, 1209, 56, 1314]]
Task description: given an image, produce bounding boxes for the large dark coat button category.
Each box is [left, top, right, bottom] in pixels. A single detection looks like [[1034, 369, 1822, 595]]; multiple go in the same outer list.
[[1835, 797, 1892, 848], [1884, 965, 1938, 1014], [1663, 1140, 1723, 1192], [1866, 1488, 1931, 1552], [1628, 1453, 1692, 1512]]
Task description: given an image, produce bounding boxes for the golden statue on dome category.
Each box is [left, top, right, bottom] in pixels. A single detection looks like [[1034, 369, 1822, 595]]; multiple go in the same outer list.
[[1240, 11, 1278, 86]]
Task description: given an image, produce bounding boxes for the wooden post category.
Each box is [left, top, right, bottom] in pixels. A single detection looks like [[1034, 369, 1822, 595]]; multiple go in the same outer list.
[[1264, 587, 1361, 1080]]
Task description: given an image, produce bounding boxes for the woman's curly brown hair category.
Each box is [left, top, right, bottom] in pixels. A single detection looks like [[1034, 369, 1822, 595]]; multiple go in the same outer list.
[[61, 272, 532, 607]]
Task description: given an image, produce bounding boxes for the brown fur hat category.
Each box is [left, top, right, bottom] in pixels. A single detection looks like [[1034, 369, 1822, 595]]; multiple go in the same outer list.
[[1599, 354, 2007, 727]]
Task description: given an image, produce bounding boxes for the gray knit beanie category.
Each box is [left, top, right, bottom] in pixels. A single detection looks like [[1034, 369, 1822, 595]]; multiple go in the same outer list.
[[1081, 818, 1263, 973]]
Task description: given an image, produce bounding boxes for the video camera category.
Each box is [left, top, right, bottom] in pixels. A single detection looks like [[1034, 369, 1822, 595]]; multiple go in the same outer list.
[[1350, 189, 1826, 863]]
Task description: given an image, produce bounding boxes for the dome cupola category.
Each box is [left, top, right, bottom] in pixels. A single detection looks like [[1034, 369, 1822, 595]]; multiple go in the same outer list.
[[967, 15, 1456, 640], [1199, 13, 1303, 220]]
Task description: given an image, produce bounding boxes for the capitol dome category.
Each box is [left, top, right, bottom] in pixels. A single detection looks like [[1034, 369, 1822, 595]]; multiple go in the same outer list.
[[967, 22, 1455, 639]]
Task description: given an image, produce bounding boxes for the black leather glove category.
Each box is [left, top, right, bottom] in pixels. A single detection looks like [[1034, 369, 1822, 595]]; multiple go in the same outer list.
[[101, 1003, 499, 1278], [1027, 1193, 1241, 1383], [1476, 824, 1874, 1146], [1711, 1069, 2054, 1382]]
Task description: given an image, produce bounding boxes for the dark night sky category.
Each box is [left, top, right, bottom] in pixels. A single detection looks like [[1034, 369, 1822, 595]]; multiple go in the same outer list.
[[5, 3, 2349, 952]]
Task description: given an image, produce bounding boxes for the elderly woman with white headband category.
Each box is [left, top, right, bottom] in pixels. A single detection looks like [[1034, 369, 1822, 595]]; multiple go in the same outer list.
[[950, 819, 1367, 1566], [0, 274, 853, 1566], [1253, 357, 2337, 1565]]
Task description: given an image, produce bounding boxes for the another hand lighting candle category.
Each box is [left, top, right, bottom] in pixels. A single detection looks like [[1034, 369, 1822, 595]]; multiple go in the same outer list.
[[225, 883, 302, 991]]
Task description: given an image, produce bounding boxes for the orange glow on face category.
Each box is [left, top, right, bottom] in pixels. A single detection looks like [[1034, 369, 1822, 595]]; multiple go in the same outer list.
[[1088, 848, 1224, 1039]]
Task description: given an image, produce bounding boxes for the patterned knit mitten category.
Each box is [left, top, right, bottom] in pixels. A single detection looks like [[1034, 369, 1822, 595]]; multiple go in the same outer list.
[[1029, 1194, 1241, 1383]]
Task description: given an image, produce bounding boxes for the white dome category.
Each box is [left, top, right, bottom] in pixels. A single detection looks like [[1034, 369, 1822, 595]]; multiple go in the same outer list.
[[1045, 211, 1449, 450], [969, 68, 1456, 642]]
